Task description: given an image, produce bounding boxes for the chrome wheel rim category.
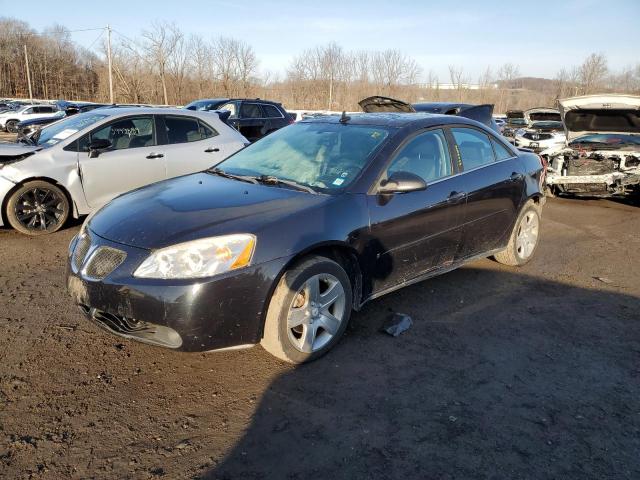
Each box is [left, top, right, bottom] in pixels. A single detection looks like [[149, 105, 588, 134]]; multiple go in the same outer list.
[[14, 187, 65, 231], [515, 211, 539, 260], [287, 273, 346, 353]]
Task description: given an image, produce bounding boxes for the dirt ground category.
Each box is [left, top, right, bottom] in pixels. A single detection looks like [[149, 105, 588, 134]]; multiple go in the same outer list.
[[0, 187, 639, 479]]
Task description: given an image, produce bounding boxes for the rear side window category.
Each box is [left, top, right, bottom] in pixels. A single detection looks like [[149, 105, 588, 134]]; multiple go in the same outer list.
[[387, 129, 452, 183], [262, 104, 282, 118], [90, 116, 155, 150], [199, 121, 218, 139], [240, 103, 263, 119], [491, 138, 514, 161], [163, 116, 201, 144], [451, 127, 495, 170]]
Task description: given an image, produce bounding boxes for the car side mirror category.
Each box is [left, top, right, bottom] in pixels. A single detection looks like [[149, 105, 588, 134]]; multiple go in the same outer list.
[[378, 171, 427, 194], [88, 139, 111, 158]]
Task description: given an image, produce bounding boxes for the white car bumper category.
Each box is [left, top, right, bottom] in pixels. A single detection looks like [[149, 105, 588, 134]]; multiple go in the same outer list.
[[0, 175, 18, 226], [547, 171, 640, 196]]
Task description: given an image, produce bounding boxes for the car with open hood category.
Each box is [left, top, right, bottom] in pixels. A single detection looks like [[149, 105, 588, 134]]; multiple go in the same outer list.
[[358, 96, 500, 133], [67, 112, 545, 363], [0, 107, 247, 235], [542, 94, 640, 198]]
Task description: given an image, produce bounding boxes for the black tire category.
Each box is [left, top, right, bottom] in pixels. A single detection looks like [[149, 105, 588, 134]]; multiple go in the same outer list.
[[493, 201, 541, 266], [261, 255, 353, 363], [5, 120, 19, 133], [6, 180, 70, 235]]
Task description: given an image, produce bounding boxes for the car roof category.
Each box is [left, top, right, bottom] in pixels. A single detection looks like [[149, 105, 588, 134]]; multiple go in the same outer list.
[[300, 112, 482, 128], [90, 107, 223, 117]]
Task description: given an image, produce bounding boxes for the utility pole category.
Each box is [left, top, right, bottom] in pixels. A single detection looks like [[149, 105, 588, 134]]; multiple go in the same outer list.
[[23, 44, 33, 103], [106, 25, 114, 104]]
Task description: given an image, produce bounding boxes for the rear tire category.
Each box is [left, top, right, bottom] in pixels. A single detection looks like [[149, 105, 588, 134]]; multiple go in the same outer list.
[[261, 255, 352, 363], [493, 201, 541, 266], [6, 180, 70, 235], [5, 120, 18, 133]]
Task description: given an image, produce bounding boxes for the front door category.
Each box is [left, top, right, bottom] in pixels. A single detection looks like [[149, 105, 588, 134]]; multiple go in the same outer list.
[[79, 115, 166, 208], [366, 128, 467, 294]]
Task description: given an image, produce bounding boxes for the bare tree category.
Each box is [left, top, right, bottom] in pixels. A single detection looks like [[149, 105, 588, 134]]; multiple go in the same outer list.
[[579, 53, 608, 95], [141, 21, 182, 104]]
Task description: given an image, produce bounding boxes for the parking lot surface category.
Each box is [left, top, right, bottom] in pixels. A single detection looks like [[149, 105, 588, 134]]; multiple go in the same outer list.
[[0, 196, 639, 479]]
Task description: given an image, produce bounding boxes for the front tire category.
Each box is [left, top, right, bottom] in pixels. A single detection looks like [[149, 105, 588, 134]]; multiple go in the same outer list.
[[493, 201, 541, 266], [6, 181, 70, 235], [261, 255, 352, 363]]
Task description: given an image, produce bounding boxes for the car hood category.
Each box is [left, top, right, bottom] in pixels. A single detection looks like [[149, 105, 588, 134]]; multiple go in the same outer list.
[[358, 96, 416, 113], [88, 172, 331, 250], [0, 143, 42, 165], [559, 94, 640, 141]]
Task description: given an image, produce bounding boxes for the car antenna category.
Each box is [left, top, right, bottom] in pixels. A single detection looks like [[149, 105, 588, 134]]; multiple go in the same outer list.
[[339, 111, 350, 124]]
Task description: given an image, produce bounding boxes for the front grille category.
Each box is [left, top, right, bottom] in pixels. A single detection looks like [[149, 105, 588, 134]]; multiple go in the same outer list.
[[523, 132, 552, 141], [84, 247, 126, 280], [78, 305, 182, 348], [72, 234, 91, 270]]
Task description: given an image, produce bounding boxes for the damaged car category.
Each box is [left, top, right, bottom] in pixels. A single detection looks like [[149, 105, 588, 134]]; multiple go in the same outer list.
[[543, 95, 640, 198], [513, 120, 566, 152], [0, 107, 247, 235], [67, 112, 545, 363]]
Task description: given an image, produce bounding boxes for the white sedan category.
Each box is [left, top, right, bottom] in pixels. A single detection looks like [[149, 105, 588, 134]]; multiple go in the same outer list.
[[0, 104, 60, 133], [0, 107, 248, 235]]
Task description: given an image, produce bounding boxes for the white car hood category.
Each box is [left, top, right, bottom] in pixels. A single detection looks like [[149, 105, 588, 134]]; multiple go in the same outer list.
[[559, 94, 640, 141], [0, 143, 42, 165]]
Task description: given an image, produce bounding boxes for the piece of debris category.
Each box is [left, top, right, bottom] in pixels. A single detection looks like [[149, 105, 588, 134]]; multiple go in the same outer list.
[[593, 276, 613, 284], [381, 313, 413, 337]]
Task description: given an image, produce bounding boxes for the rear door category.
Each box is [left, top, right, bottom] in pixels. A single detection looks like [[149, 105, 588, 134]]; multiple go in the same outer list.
[[449, 126, 524, 258], [237, 102, 266, 142], [367, 128, 467, 293], [157, 114, 230, 177], [78, 115, 166, 208]]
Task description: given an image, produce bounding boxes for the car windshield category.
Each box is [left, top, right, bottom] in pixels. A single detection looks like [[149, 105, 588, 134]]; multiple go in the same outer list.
[[215, 122, 390, 192], [36, 112, 108, 147], [570, 133, 640, 148]]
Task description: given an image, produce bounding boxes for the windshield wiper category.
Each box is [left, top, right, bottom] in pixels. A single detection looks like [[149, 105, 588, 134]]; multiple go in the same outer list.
[[208, 167, 258, 184], [254, 175, 317, 194]]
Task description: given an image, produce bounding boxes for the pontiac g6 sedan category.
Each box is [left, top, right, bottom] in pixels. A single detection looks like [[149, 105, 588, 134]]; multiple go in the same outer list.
[[67, 113, 545, 363]]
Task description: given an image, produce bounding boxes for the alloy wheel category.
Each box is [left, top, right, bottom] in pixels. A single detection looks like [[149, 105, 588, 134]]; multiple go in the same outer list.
[[14, 187, 65, 231], [287, 273, 346, 353]]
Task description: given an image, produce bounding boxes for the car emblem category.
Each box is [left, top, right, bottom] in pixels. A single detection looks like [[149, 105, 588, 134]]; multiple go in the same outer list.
[[531, 134, 539, 141]]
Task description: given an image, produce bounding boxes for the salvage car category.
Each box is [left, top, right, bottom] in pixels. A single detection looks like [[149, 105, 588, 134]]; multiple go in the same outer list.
[[67, 112, 545, 363], [0, 104, 59, 133], [0, 107, 247, 235], [513, 120, 566, 152], [543, 94, 640, 198], [16, 103, 108, 137], [359, 96, 500, 132], [185, 98, 293, 142]]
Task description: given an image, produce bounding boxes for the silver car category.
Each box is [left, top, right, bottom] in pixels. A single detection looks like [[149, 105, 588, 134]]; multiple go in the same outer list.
[[0, 107, 248, 235]]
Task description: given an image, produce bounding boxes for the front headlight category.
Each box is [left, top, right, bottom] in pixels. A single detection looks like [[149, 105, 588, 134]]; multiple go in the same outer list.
[[133, 234, 256, 279]]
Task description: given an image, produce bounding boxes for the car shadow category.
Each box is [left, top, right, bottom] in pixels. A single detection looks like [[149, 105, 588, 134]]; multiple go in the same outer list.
[[202, 265, 640, 479]]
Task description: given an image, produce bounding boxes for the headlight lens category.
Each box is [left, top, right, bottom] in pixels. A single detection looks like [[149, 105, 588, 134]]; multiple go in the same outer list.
[[134, 234, 256, 279]]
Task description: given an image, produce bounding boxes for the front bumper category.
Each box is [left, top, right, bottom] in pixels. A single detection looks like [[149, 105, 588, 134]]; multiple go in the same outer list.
[[546, 172, 640, 196], [0, 176, 18, 227], [514, 137, 563, 153], [66, 230, 291, 351]]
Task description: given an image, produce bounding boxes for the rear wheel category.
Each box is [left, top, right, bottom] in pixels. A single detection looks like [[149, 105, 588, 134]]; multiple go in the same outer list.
[[493, 202, 541, 266], [5, 120, 18, 133], [6, 181, 70, 235], [261, 256, 352, 363]]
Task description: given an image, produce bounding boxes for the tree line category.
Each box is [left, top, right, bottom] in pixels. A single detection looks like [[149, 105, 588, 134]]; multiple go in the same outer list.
[[1, 17, 639, 112]]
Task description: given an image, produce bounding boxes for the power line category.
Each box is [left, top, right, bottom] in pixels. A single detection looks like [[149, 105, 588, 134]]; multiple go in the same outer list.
[[16, 27, 106, 38]]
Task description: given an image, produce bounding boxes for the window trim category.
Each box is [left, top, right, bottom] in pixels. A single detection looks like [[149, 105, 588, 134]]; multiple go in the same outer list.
[[368, 126, 455, 195]]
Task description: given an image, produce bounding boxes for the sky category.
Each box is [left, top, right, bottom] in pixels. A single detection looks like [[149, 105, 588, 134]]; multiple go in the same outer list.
[[1, 0, 639, 82]]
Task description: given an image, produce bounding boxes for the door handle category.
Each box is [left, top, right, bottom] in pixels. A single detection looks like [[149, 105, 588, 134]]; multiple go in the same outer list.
[[146, 152, 164, 159], [204, 147, 220, 153], [447, 191, 466, 202], [510, 172, 524, 180]]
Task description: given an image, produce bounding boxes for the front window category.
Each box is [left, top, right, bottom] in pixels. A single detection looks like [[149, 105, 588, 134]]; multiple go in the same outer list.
[[216, 122, 390, 191], [387, 129, 452, 183], [36, 112, 108, 147], [218, 102, 237, 118]]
